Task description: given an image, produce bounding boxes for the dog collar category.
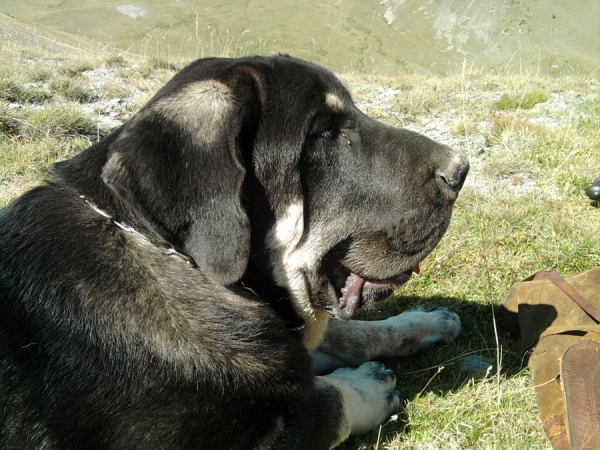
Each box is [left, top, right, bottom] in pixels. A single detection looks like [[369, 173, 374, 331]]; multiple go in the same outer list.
[[80, 195, 195, 265]]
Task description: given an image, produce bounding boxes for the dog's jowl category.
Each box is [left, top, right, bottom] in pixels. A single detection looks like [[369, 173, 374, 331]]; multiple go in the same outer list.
[[0, 56, 468, 449]]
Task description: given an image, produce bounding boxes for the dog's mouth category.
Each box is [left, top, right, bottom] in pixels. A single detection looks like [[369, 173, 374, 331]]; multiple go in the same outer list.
[[326, 262, 420, 320]]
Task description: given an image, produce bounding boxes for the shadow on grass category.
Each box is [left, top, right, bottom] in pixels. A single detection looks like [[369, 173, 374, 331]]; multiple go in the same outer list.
[[337, 293, 525, 450]]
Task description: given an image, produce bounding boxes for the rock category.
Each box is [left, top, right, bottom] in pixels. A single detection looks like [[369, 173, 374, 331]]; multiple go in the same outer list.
[[459, 355, 494, 378]]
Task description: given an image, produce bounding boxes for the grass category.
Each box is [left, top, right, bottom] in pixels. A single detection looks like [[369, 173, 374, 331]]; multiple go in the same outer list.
[[1, 21, 600, 450], [336, 70, 599, 449], [0, 32, 173, 205], [494, 89, 549, 110]]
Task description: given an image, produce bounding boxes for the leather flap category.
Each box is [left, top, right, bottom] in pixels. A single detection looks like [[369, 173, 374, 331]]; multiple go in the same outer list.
[[561, 342, 600, 450]]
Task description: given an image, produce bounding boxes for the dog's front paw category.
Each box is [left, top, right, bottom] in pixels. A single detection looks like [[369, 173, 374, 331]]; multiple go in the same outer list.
[[325, 362, 399, 436], [385, 306, 461, 355]]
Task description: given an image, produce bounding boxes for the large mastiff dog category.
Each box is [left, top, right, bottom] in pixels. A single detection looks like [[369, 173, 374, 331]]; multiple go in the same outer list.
[[0, 56, 468, 449]]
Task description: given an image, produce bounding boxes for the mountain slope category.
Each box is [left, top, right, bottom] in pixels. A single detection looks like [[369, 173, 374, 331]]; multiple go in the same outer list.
[[0, 0, 599, 75]]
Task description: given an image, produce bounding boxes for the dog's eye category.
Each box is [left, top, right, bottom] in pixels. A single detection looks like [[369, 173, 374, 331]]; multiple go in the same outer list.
[[344, 118, 357, 130], [320, 128, 339, 140]]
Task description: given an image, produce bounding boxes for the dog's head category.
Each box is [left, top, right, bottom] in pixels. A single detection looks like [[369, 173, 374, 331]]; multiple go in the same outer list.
[[97, 56, 468, 329]]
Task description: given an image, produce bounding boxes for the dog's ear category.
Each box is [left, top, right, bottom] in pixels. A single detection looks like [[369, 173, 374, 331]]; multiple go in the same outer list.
[[102, 65, 263, 286]]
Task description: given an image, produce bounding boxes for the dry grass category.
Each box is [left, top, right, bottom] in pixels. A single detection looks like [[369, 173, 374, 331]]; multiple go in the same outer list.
[[0, 32, 172, 206]]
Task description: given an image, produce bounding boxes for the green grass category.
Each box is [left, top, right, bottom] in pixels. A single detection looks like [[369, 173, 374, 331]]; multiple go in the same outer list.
[[338, 71, 599, 449], [1, 23, 600, 450], [105, 54, 128, 67], [494, 89, 549, 110], [0, 30, 172, 205]]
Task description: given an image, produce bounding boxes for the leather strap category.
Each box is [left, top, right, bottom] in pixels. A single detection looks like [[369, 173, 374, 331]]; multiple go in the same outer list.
[[534, 269, 600, 324]]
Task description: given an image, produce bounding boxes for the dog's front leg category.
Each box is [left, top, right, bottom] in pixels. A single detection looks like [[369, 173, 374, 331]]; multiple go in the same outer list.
[[276, 363, 399, 449], [311, 307, 461, 375]]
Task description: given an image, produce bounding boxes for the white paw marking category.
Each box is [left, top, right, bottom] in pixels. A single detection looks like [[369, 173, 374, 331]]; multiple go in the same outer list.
[[325, 362, 399, 436]]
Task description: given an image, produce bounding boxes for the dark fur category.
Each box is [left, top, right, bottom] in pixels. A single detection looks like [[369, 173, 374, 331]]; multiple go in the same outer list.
[[0, 56, 468, 449]]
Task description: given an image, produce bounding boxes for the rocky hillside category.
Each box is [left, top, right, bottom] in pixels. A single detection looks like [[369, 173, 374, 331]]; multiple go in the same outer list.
[[0, 0, 599, 76]]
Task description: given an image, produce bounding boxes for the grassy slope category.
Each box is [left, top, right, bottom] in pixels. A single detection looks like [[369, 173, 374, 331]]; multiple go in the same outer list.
[[2, 14, 600, 450], [0, 15, 175, 205], [1, 0, 599, 76]]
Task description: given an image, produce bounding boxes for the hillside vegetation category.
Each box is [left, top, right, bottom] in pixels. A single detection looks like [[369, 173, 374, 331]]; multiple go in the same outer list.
[[1, 14, 600, 450], [0, 0, 599, 75]]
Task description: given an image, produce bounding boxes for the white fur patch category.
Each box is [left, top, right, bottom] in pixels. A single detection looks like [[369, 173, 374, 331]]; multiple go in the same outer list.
[[151, 80, 235, 145], [266, 202, 321, 323], [302, 310, 330, 351], [323, 362, 399, 439], [273, 203, 303, 248], [266, 205, 352, 348], [325, 92, 344, 111]]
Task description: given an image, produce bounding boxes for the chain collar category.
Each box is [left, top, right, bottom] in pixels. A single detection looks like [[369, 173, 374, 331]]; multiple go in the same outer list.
[[80, 195, 195, 265]]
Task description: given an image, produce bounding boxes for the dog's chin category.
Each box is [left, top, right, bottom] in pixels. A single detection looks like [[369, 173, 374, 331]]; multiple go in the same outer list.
[[360, 285, 396, 306], [324, 261, 418, 320]]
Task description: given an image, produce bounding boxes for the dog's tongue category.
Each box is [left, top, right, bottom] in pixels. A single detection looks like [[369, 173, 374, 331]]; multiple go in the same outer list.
[[339, 273, 365, 319], [338, 264, 420, 319]]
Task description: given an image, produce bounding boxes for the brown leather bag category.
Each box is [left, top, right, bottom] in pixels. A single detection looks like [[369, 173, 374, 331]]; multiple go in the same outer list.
[[497, 268, 600, 450]]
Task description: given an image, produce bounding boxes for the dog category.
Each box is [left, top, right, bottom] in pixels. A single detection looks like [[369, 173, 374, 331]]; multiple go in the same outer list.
[[0, 55, 468, 449]]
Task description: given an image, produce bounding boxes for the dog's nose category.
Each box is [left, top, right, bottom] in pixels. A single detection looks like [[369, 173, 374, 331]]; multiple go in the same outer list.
[[435, 152, 469, 197]]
